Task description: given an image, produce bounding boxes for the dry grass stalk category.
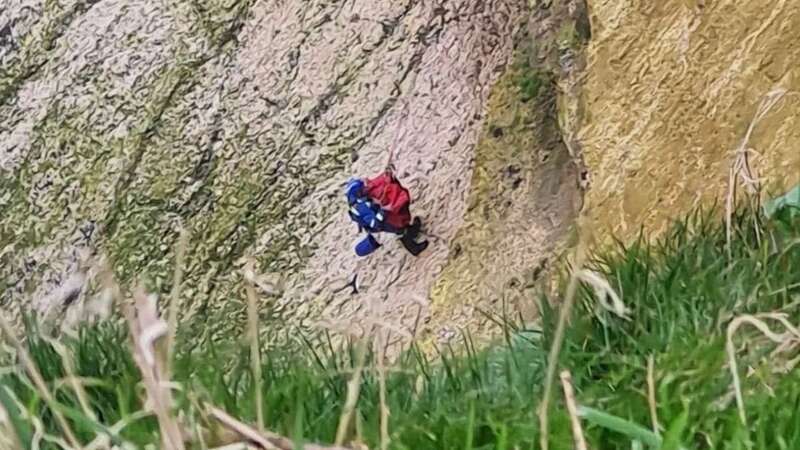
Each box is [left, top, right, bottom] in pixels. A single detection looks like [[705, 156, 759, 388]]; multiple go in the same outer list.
[[123, 286, 185, 450], [39, 269, 87, 329], [726, 313, 800, 425], [412, 374, 425, 403], [363, 317, 413, 341], [208, 443, 254, 450], [208, 405, 279, 450], [376, 329, 390, 450], [0, 399, 23, 450], [335, 337, 369, 446], [538, 245, 586, 450], [24, 400, 73, 450], [0, 311, 82, 449], [560, 370, 588, 450], [725, 88, 786, 257], [207, 405, 354, 450], [84, 410, 152, 450], [312, 319, 364, 340], [244, 258, 265, 432], [166, 227, 188, 374], [314, 306, 381, 446], [647, 355, 660, 434], [577, 269, 631, 320], [242, 264, 283, 297]]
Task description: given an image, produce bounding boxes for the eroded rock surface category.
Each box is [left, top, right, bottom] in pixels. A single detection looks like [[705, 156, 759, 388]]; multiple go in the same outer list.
[[0, 0, 524, 339], [579, 0, 800, 243]]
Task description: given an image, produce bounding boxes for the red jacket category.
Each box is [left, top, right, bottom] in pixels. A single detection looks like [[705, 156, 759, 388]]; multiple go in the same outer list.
[[364, 172, 412, 229]]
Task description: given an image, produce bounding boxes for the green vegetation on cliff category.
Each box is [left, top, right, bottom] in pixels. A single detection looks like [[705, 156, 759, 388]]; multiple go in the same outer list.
[[2, 203, 799, 449]]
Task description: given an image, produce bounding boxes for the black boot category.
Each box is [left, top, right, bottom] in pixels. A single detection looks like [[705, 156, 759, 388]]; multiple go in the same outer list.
[[400, 232, 428, 256], [406, 217, 422, 238]]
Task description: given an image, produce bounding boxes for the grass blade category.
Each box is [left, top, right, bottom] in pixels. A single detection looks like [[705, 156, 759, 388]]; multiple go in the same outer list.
[[659, 408, 688, 450], [578, 406, 661, 448]]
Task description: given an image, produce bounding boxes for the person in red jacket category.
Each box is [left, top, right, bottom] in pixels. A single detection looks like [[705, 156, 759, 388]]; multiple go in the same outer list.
[[345, 170, 429, 257]]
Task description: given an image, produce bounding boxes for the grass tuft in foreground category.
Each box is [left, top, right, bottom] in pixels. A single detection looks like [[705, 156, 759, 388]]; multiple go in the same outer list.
[[1, 204, 799, 449]]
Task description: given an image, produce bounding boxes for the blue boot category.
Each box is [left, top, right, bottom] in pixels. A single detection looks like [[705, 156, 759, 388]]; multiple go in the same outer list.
[[355, 234, 381, 256]]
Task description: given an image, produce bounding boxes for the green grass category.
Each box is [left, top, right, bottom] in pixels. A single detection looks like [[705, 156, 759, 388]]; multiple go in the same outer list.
[[516, 69, 544, 103], [2, 204, 800, 449], [510, 49, 545, 103]]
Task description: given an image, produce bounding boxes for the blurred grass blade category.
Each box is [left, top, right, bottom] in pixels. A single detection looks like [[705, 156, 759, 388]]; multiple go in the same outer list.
[[577, 406, 661, 448], [659, 408, 688, 450], [0, 387, 31, 449], [0, 311, 81, 449], [764, 184, 800, 218], [466, 399, 475, 450], [55, 401, 130, 447], [244, 258, 265, 432]]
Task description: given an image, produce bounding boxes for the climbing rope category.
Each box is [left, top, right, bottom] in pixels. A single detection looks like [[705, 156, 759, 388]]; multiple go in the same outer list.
[[384, 97, 411, 173]]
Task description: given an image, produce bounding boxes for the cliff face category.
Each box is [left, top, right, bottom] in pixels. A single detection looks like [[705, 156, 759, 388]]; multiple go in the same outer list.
[[426, 1, 588, 343], [420, 0, 800, 343], [578, 0, 800, 243], [0, 0, 524, 338], [3, 0, 799, 343]]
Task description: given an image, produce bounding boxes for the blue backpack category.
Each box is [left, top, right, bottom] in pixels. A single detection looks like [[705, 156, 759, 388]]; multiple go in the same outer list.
[[345, 179, 386, 256], [345, 179, 386, 232]]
